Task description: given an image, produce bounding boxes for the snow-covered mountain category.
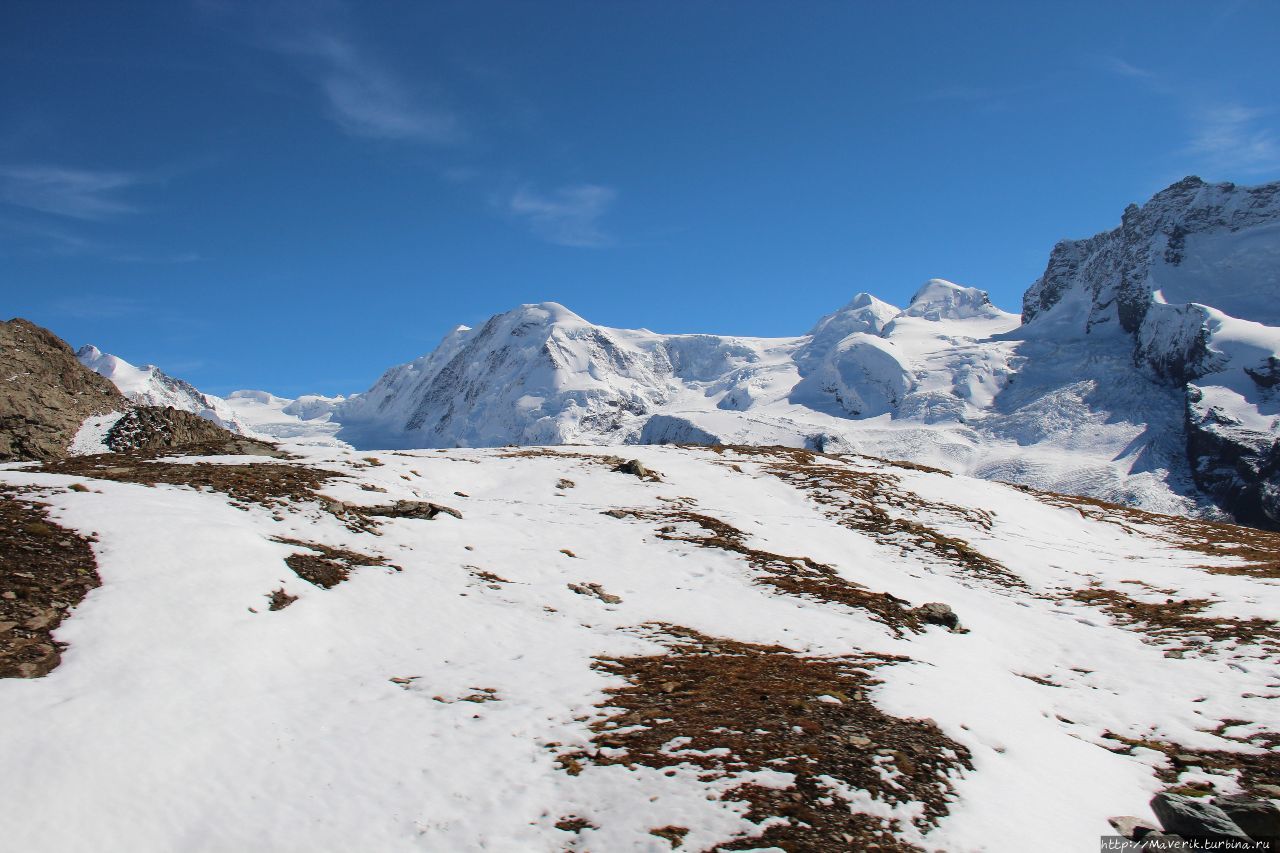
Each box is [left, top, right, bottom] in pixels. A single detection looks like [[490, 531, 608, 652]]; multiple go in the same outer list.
[[1023, 176, 1280, 527], [328, 177, 1280, 528], [76, 345, 251, 435]]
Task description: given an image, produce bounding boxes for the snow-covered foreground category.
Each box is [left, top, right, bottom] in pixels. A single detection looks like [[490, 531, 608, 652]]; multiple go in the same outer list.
[[1, 444, 1276, 852]]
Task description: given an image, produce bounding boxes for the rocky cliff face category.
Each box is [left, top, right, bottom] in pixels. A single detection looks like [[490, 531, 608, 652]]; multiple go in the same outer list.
[[0, 318, 128, 461], [1023, 177, 1280, 527]]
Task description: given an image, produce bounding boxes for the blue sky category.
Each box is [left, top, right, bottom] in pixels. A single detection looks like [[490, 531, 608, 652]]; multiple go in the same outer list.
[[3, 1, 1279, 396]]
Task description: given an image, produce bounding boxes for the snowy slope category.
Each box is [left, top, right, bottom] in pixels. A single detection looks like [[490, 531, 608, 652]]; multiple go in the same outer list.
[[77, 345, 251, 435], [2, 443, 1276, 851]]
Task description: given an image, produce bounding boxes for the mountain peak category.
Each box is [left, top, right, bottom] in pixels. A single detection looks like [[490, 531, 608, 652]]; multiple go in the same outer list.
[[902, 279, 1005, 321]]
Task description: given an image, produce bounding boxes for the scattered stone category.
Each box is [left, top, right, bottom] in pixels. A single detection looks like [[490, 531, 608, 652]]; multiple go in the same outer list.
[[602, 509, 633, 519], [1256, 784, 1280, 799], [1164, 650, 1185, 659], [912, 602, 962, 631], [1151, 792, 1250, 840], [1213, 794, 1280, 842], [568, 582, 622, 604], [845, 735, 873, 748], [613, 459, 660, 480], [1110, 816, 1158, 840], [556, 479, 575, 490], [453, 491, 469, 497], [1, 488, 101, 679], [1172, 754, 1203, 767], [560, 549, 577, 558], [267, 588, 297, 611], [389, 676, 419, 685], [360, 500, 462, 521]]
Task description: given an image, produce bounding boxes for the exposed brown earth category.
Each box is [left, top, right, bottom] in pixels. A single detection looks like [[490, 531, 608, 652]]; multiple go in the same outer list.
[[560, 626, 971, 852], [273, 537, 396, 589], [1070, 585, 1280, 652], [627, 508, 928, 635], [1103, 728, 1280, 801], [1019, 486, 1280, 579], [730, 446, 1020, 589], [0, 487, 101, 678], [41, 449, 339, 513], [0, 317, 126, 462]]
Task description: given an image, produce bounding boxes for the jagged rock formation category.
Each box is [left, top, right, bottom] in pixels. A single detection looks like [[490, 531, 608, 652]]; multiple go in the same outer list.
[[0, 318, 128, 462], [1023, 177, 1280, 527]]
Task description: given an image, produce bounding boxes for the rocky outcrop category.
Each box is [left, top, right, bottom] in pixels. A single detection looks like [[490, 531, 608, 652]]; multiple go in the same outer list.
[[0, 318, 128, 462], [1024, 176, 1280, 337], [104, 406, 272, 455]]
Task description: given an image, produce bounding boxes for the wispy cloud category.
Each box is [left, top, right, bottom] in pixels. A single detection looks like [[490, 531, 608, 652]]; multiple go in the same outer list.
[[1187, 104, 1280, 175], [279, 32, 463, 143], [505, 184, 617, 248], [0, 165, 141, 220], [45, 294, 147, 320], [1094, 56, 1157, 81]]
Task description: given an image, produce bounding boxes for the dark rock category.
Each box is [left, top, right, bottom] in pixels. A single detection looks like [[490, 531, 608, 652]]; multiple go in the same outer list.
[[0, 318, 127, 462], [613, 459, 658, 480], [1213, 794, 1280, 842], [912, 602, 961, 631], [361, 500, 462, 520], [104, 406, 273, 455], [1151, 792, 1250, 840]]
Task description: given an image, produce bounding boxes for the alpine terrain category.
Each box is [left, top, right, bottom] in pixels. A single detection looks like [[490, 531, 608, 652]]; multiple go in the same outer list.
[[1, 177, 1277, 852]]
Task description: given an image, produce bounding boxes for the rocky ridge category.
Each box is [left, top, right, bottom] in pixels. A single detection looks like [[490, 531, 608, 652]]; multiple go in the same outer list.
[[0, 318, 128, 462]]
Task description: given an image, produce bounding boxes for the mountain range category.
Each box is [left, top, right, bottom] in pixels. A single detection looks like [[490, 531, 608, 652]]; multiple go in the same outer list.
[[71, 176, 1280, 529]]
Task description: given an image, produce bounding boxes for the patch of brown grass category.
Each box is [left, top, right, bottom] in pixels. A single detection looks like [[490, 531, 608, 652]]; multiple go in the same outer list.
[[560, 626, 971, 852], [1102, 728, 1280, 800], [42, 451, 340, 513], [638, 509, 925, 635], [273, 538, 395, 589], [727, 447, 1019, 589], [1070, 586, 1280, 650], [1022, 487, 1280, 579]]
